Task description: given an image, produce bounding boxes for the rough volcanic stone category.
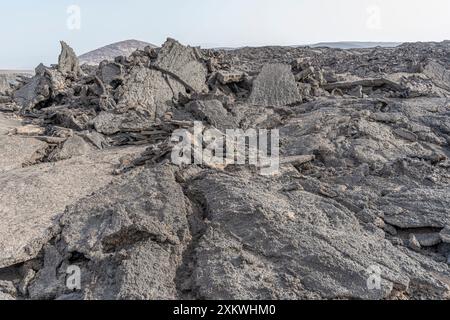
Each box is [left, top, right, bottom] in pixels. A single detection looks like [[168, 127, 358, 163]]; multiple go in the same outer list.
[[378, 188, 450, 229], [185, 171, 450, 299], [31, 165, 191, 300], [93, 111, 153, 135], [154, 38, 208, 93], [100, 62, 123, 86], [185, 99, 237, 131], [249, 63, 301, 107], [116, 67, 185, 119], [0, 146, 146, 268], [58, 41, 82, 76]]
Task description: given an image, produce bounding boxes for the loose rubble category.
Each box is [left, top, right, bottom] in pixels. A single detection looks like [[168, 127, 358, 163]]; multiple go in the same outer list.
[[0, 39, 449, 300]]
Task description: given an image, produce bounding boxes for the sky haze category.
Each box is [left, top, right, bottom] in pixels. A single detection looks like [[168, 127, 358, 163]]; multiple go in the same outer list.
[[1, 0, 449, 69]]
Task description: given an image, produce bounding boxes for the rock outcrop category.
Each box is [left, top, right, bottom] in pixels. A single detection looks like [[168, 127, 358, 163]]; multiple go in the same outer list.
[[249, 63, 301, 107], [58, 41, 82, 77], [154, 38, 208, 93]]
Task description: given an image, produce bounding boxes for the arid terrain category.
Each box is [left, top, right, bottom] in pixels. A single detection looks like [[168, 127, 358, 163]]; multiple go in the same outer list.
[[0, 39, 449, 300]]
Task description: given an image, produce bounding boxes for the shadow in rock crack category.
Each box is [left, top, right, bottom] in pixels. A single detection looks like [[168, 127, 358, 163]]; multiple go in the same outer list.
[[174, 180, 210, 300]]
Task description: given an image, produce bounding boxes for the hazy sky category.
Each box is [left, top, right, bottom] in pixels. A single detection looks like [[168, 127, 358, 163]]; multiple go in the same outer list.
[[1, 0, 449, 69]]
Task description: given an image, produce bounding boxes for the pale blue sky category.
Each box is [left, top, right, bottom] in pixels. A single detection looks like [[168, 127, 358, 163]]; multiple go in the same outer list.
[[1, 0, 449, 69]]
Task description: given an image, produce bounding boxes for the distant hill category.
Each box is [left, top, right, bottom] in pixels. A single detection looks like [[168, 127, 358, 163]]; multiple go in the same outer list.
[[309, 42, 402, 49], [212, 42, 403, 51], [79, 40, 157, 65]]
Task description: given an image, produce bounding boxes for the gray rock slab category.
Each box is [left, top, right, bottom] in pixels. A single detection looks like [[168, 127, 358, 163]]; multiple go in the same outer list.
[[154, 38, 208, 93], [186, 171, 450, 299], [378, 188, 450, 229], [249, 63, 301, 107], [0, 146, 146, 268], [185, 99, 237, 131], [116, 66, 185, 119], [0, 135, 47, 172], [31, 165, 191, 300], [58, 41, 82, 76]]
